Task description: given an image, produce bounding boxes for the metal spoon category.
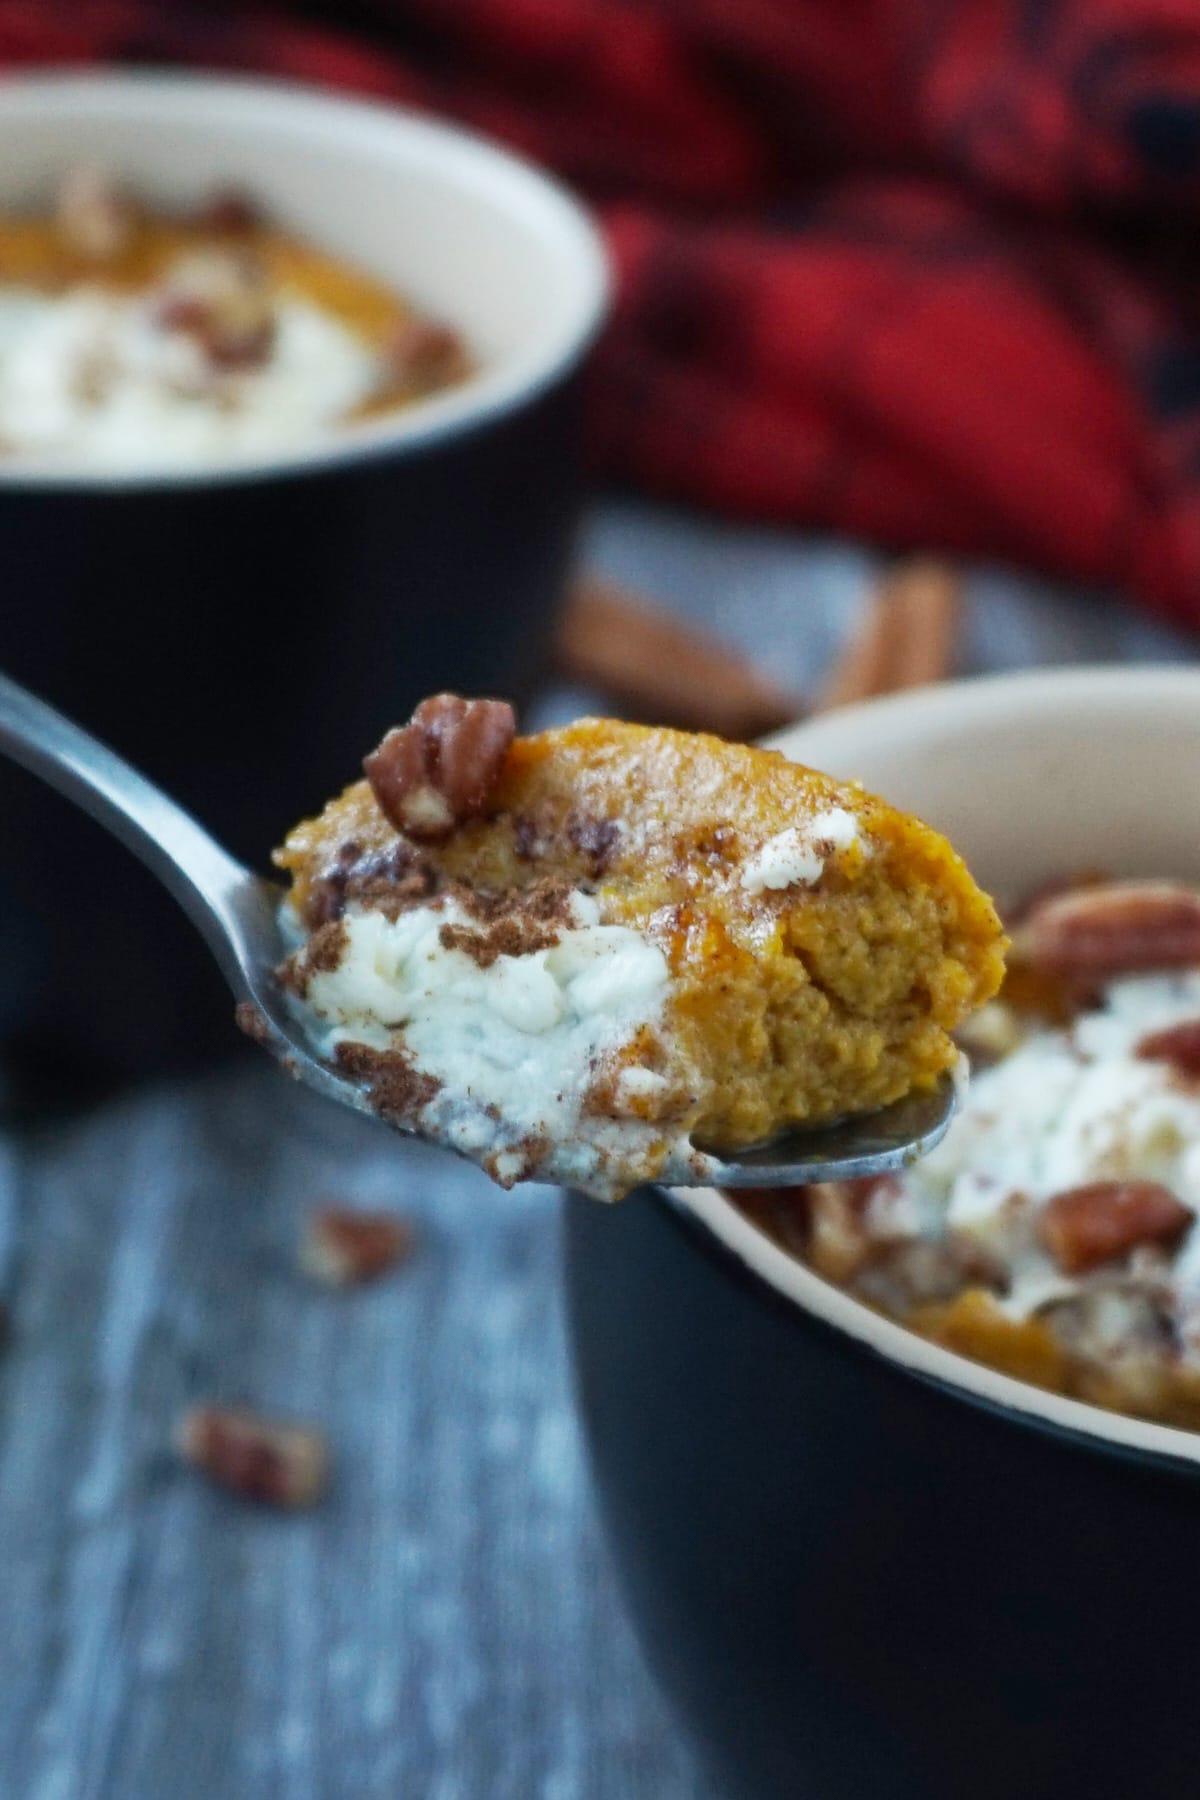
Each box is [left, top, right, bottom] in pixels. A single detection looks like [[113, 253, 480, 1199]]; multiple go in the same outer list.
[[0, 670, 958, 1185]]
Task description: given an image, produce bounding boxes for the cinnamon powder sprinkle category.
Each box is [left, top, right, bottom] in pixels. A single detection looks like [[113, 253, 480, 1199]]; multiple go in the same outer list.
[[438, 878, 575, 966], [334, 1041, 442, 1122]]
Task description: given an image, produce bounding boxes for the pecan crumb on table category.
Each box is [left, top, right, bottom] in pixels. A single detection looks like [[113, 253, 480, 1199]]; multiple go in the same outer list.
[[301, 1206, 416, 1286], [177, 1404, 329, 1508]]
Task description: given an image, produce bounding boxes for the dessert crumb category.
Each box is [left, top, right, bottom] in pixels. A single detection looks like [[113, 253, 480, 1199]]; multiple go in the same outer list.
[[234, 1000, 272, 1046]]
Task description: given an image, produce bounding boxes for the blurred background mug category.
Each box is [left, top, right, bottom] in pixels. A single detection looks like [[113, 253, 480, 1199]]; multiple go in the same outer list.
[[0, 73, 609, 1093]]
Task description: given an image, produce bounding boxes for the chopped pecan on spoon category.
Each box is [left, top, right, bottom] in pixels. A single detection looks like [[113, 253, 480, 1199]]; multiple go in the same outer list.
[[363, 693, 515, 840]]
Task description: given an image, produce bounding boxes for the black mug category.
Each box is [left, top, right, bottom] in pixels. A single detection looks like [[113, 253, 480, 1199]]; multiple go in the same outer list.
[[564, 668, 1200, 1800], [565, 1185, 1200, 1800], [0, 74, 608, 1086]]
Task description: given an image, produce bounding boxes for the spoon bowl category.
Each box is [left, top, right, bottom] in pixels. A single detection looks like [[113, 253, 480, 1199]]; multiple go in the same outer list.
[[0, 667, 958, 1185]]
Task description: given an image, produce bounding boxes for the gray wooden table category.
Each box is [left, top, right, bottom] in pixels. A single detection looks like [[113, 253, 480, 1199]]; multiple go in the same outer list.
[[0, 500, 1193, 1800]]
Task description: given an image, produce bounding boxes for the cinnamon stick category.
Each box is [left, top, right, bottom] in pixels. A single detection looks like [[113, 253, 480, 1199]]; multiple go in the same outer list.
[[818, 558, 961, 713], [554, 574, 800, 741]]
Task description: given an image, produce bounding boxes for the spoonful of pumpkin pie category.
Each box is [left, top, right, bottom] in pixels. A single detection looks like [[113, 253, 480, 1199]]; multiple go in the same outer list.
[[274, 694, 1006, 1200]]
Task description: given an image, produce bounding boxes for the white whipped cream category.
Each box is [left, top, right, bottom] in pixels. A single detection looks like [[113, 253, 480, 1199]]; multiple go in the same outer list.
[[297, 890, 711, 1201], [740, 807, 862, 895], [0, 283, 376, 468]]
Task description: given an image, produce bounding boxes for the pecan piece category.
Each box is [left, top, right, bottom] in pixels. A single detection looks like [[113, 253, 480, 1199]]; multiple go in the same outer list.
[[1010, 880, 1200, 979], [57, 165, 136, 262], [1038, 1181, 1193, 1276], [301, 1206, 415, 1286], [364, 694, 515, 840], [1135, 1019, 1200, 1077], [379, 318, 469, 398], [155, 249, 277, 370], [194, 186, 261, 236], [1002, 870, 1108, 928], [177, 1404, 328, 1507]]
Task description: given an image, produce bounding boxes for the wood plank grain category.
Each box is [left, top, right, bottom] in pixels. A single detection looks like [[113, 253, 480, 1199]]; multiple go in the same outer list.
[[0, 1069, 704, 1799]]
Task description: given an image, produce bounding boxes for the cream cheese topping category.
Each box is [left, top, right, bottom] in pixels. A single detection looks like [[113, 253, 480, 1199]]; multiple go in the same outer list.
[[860, 972, 1200, 1335], [740, 807, 862, 895], [0, 282, 376, 468], [294, 890, 712, 1201]]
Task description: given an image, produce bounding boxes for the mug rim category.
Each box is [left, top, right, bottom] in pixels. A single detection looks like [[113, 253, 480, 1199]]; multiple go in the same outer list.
[[669, 663, 1200, 1477], [0, 68, 611, 492]]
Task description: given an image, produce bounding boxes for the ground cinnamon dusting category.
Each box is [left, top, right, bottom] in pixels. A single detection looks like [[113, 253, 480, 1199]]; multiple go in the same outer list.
[[277, 918, 348, 998], [334, 1041, 442, 1121], [307, 840, 439, 926], [303, 918, 349, 976], [430, 877, 573, 965]]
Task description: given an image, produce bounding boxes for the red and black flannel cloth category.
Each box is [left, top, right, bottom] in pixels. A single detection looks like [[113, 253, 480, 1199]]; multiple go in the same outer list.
[[6, 0, 1200, 622]]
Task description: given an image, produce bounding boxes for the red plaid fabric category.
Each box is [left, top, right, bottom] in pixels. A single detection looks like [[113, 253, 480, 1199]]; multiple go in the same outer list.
[[4, 0, 1200, 621]]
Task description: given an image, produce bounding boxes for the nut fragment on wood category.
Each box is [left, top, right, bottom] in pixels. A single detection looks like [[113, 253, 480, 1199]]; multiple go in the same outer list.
[[301, 1206, 415, 1286], [1038, 1181, 1193, 1275], [554, 576, 800, 741], [818, 558, 961, 712], [1010, 880, 1200, 979], [56, 165, 137, 262], [177, 1404, 328, 1507], [364, 694, 516, 840]]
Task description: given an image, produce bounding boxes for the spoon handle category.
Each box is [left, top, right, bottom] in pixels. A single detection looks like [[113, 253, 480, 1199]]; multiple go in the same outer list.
[[0, 668, 250, 953]]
